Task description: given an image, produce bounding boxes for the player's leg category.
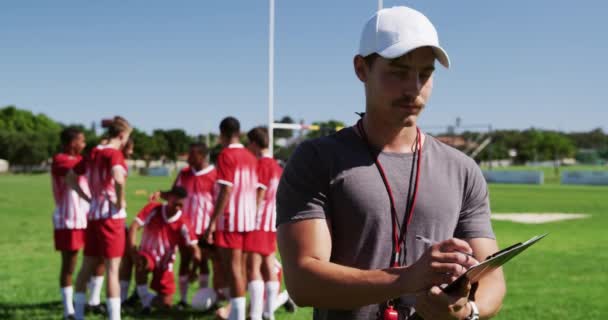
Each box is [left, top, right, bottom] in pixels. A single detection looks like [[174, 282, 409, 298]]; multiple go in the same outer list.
[[134, 254, 156, 314], [247, 251, 264, 320], [151, 294, 174, 309], [86, 257, 105, 312], [59, 250, 79, 318], [261, 253, 279, 320], [118, 227, 132, 302], [198, 248, 211, 289], [73, 255, 97, 320], [219, 245, 246, 320], [102, 218, 126, 320], [105, 257, 122, 320], [177, 245, 192, 307]]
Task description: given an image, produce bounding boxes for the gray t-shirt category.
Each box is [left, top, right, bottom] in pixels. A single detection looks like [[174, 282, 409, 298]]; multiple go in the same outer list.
[[276, 126, 495, 320]]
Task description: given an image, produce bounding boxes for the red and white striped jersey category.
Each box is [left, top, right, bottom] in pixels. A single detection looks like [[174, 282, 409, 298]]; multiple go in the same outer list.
[[76, 145, 128, 220], [51, 153, 90, 230], [216, 144, 258, 232], [174, 165, 218, 235], [135, 202, 197, 271], [255, 156, 283, 232]]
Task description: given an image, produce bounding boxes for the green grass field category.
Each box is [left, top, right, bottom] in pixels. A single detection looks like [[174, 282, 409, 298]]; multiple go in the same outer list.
[[1, 174, 606, 319]]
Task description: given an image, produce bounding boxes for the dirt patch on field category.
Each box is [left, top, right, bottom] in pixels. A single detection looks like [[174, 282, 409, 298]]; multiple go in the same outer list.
[[491, 213, 590, 224]]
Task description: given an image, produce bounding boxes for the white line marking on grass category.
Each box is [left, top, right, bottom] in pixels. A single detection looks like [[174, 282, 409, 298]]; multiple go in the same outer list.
[[491, 213, 590, 224]]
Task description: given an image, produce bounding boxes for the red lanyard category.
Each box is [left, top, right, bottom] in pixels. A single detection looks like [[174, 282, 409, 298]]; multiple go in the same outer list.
[[356, 119, 422, 267]]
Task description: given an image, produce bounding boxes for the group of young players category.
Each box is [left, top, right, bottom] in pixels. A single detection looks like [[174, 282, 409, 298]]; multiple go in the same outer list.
[[51, 116, 295, 320]]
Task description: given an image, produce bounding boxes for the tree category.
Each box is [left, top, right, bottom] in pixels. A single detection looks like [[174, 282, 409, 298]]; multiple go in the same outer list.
[[306, 120, 346, 139], [274, 116, 295, 139]]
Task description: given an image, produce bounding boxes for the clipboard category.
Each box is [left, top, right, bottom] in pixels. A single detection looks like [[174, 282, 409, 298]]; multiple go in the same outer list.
[[409, 234, 548, 320], [442, 233, 548, 294]]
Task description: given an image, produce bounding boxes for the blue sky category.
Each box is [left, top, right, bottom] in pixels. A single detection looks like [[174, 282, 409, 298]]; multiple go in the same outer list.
[[1, 0, 606, 134]]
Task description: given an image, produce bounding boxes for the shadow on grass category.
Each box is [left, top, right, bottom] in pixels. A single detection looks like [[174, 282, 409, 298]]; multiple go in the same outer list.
[[0, 301, 218, 319]]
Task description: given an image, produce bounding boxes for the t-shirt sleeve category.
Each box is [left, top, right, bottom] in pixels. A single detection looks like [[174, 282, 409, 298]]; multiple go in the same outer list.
[[110, 150, 127, 176], [174, 171, 183, 187], [276, 141, 330, 226], [180, 221, 198, 246], [73, 156, 87, 175], [51, 155, 69, 176], [135, 203, 160, 226], [454, 163, 495, 239], [256, 161, 271, 190], [216, 151, 236, 186]]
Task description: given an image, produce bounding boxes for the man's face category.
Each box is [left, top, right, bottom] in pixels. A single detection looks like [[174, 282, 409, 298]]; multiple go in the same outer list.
[[187, 147, 204, 168], [72, 133, 86, 154], [119, 130, 133, 149], [167, 195, 184, 212], [123, 143, 134, 158], [356, 47, 436, 127]]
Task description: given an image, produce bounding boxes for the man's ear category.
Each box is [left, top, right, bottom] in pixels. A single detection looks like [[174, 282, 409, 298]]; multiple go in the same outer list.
[[353, 55, 368, 82]]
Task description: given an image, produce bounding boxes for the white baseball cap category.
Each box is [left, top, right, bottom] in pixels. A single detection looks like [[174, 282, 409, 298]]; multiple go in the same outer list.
[[358, 6, 450, 68]]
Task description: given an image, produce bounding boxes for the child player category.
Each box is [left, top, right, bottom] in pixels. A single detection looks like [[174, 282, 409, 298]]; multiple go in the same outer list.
[[127, 186, 201, 313]]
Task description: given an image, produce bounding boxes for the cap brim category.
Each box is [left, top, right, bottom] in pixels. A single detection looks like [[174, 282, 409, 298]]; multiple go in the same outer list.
[[378, 42, 450, 68]]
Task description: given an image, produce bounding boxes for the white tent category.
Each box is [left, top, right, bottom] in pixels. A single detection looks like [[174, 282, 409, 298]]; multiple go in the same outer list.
[[0, 159, 9, 173]]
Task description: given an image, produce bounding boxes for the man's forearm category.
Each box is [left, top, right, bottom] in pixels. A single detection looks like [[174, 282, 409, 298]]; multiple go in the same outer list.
[[128, 224, 139, 250], [208, 185, 231, 227], [115, 181, 125, 209], [66, 171, 91, 202], [474, 269, 505, 319], [284, 257, 414, 309]]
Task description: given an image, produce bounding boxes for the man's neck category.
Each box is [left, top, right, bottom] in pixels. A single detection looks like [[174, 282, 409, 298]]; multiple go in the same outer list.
[[362, 114, 422, 153], [63, 148, 78, 157], [165, 205, 178, 218], [106, 138, 122, 150], [192, 162, 209, 172], [228, 137, 241, 145], [260, 148, 270, 158]]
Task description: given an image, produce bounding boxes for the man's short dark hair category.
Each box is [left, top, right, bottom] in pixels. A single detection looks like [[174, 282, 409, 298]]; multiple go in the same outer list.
[[363, 53, 380, 68], [164, 186, 188, 199], [60, 127, 83, 146], [220, 117, 240, 138], [247, 127, 269, 149], [189, 142, 209, 157]]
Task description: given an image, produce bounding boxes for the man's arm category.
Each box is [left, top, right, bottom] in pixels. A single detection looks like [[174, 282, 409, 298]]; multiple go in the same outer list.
[[127, 222, 141, 259], [278, 219, 478, 309], [468, 238, 505, 319], [203, 184, 232, 243], [256, 187, 266, 210], [66, 170, 91, 203], [112, 167, 126, 209]]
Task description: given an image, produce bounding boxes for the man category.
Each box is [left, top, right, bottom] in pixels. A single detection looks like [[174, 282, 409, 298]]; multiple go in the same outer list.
[[71, 116, 132, 320], [204, 117, 258, 320], [244, 127, 283, 320], [277, 6, 505, 320], [127, 186, 201, 313], [172, 142, 218, 307], [52, 127, 90, 319]]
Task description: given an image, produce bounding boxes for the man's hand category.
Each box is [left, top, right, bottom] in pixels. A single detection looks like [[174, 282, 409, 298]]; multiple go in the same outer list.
[[148, 191, 161, 202], [129, 246, 139, 264], [405, 238, 478, 293], [135, 254, 148, 273], [414, 284, 472, 320], [202, 224, 216, 246]]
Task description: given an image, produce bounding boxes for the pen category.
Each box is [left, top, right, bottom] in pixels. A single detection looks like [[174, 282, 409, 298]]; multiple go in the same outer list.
[[415, 235, 476, 258]]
